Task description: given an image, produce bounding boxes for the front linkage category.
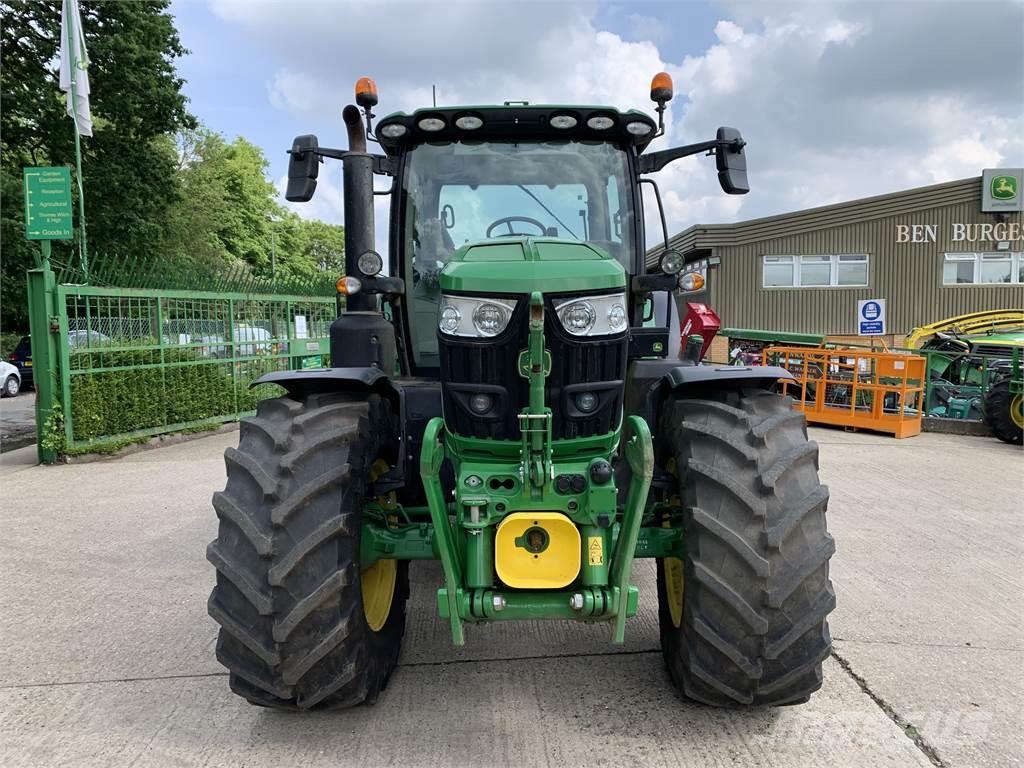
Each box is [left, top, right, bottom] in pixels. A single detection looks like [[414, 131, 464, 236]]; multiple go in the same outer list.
[[420, 292, 655, 646]]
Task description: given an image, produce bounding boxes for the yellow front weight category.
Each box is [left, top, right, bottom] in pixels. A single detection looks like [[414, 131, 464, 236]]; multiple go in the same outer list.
[[495, 512, 580, 589]]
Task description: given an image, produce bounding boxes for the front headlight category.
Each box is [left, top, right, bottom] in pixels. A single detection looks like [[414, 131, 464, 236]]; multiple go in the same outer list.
[[555, 293, 628, 337], [438, 295, 516, 337]]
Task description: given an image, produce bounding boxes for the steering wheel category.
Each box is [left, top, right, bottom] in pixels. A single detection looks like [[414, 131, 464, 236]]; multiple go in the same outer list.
[[485, 216, 548, 238]]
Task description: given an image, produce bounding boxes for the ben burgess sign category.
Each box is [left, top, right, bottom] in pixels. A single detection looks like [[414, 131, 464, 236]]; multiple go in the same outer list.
[[895, 221, 1024, 244]]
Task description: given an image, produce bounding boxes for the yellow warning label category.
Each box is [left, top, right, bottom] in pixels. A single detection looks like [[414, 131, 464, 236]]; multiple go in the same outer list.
[[588, 536, 604, 566]]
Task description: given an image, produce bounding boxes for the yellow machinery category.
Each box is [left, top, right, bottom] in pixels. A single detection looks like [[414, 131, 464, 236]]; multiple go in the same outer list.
[[904, 310, 1024, 349]]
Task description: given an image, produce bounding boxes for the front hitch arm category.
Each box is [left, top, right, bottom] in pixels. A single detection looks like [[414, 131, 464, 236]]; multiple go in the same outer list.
[[610, 415, 654, 644]]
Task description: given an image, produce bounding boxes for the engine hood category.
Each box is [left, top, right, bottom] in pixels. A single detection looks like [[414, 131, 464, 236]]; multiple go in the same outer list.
[[439, 237, 626, 294]]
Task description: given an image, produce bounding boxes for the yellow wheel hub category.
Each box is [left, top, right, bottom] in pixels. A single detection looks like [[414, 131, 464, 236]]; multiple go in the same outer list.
[[1011, 393, 1023, 430], [362, 459, 398, 633], [361, 558, 397, 632], [664, 556, 685, 628]]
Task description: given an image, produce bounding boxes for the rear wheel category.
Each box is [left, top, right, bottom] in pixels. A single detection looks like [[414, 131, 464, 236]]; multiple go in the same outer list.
[[2, 375, 18, 397], [657, 387, 835, 706], [207, 392, 409, 710], [983, 378, 1023, 445]]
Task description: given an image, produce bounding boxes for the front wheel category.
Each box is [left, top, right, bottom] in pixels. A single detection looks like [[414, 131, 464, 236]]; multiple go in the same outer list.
[[207, 392, 409, 710], [657, 387, 835, 706], [2, 376, 18, 397]]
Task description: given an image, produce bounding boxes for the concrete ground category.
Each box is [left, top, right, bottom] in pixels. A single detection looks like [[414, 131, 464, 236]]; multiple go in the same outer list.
[[0, 426, 1020, 767], [0, 389, 36, 451]]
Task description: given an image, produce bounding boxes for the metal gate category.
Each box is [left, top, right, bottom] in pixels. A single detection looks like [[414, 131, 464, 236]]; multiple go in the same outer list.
[[27, 268, 335, 461]]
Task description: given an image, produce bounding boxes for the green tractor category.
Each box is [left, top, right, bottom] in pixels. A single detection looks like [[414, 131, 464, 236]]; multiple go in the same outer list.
[[207, 74, 835, 710]]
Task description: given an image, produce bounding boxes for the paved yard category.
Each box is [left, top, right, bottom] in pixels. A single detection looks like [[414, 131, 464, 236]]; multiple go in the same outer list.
[[0, 390, 35, 451], [0, 426, 1020, 767]]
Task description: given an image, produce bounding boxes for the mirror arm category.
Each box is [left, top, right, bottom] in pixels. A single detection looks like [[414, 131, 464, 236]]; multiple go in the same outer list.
[[637, 139, 717, 174], [362, 276, 405, 296], [631, 273, 677, 294], [286, 146, 396, 177], [372, 155, 397, 176]]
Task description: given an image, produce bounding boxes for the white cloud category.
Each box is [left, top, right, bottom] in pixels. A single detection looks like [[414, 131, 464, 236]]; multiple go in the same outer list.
[[668, 0, 1023, 215], [218, 0, 1024, 246]]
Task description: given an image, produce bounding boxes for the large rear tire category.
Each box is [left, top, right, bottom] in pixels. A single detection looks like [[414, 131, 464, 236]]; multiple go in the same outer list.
[[657, 387, 835, 706], [207, 392, 408, 710], [983, 377, 1023, 445]]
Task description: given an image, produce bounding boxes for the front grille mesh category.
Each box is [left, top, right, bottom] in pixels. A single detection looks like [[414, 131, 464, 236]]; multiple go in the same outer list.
[[439, 294, 627, 440]]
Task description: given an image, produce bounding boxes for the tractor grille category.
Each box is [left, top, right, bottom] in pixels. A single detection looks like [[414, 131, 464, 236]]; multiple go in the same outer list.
[[439, 294, 627, 441]]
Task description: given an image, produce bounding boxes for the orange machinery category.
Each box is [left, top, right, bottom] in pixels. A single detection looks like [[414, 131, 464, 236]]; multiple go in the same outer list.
[[762, 343, 926, 438]]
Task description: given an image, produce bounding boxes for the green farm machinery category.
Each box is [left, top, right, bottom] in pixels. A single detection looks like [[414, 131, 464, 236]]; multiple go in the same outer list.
[[908, 312, 1024, 443], [207, 74, 835, 710]]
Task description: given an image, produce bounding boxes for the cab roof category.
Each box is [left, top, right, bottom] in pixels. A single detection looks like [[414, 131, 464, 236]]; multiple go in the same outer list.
[[375, 104, 658, 155]]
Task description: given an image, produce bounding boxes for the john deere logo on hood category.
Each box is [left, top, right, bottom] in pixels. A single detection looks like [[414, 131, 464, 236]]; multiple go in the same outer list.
[[992, 175, 1018, 200]]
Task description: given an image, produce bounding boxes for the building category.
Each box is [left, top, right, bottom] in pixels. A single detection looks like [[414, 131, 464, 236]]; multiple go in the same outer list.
[[661, 172, 1024, 362]]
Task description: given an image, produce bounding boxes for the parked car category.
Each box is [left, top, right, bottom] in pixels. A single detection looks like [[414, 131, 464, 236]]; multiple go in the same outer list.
[[0, 361, 21, 397], [198, 325, 276, 358], [7, 331, 113, 390], [67, 329, 112, 348], [7, 335, 32, 389]]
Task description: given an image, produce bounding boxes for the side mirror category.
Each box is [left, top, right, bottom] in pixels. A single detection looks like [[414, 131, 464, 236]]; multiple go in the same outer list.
[[286, 134, 320, 202], [715, 127, 749, 195]]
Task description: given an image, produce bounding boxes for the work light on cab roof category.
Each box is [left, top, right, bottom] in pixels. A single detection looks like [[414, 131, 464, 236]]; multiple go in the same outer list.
[[209, 69, 834, 715]]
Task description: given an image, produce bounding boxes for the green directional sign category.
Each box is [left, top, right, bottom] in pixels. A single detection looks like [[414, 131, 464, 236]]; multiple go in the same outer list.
[[23, 166, 73, 240]]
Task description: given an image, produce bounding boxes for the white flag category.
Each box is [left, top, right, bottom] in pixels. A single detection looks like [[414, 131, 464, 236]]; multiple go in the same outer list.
[[59, 0, 92, 137]]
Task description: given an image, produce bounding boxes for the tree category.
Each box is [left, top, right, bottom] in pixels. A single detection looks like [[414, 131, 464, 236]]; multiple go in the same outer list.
[[1, 0, 194, 330], [165, 129, 345, 279]]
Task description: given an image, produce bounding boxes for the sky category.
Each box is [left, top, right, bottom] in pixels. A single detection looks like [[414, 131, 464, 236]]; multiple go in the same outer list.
[[169, 0, 1024, 247]]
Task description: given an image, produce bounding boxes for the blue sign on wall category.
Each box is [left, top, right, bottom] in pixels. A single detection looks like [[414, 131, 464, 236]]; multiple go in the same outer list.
[[857, 299, 886, 336]]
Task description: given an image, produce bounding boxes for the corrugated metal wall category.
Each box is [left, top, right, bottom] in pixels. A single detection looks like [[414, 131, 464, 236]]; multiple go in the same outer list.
[[707, 198, 1024, 335]]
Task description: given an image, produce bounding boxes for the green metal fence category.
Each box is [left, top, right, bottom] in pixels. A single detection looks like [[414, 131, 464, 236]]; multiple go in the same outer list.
[[28, 265, 336, 461]]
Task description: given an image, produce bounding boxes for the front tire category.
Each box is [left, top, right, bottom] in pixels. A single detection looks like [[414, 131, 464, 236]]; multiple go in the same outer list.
[[207, 392, 409, 710], [983, 378, 1023, 445], [2, 375, 18, 397], [657, 387, 835, 706]]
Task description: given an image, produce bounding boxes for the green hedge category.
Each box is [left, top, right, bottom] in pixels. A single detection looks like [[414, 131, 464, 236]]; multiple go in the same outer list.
[[68, 343, 283, 442]]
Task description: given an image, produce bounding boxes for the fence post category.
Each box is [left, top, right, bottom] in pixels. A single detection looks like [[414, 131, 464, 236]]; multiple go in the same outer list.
[[25, 252, 60, 463], [57, 289, 74, 449], [156, 298, 168, 428], [227, 297, 237, 418]]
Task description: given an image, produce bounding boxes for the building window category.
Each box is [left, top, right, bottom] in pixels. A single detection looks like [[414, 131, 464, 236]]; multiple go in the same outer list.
[[837, 254, 869, 286], [762, 254, 869, 288], [943, 252, 1023, 285], [763, 256, 794, 287]]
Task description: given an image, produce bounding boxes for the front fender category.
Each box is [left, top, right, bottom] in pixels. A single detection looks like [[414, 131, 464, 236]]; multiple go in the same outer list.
[[663, 363, 793, 389], [252, 366, 389, 397], [624, 359, 793, 440]]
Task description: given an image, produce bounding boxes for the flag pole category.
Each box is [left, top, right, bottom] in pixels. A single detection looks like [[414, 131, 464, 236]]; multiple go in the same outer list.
[[64, 1, 89, 283]]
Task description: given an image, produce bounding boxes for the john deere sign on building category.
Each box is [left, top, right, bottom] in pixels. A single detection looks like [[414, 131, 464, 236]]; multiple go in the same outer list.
[[982, 168, 1023, 212]]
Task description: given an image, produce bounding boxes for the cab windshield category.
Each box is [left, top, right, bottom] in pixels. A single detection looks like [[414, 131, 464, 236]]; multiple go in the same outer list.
[[402, 140, 635, 367]]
